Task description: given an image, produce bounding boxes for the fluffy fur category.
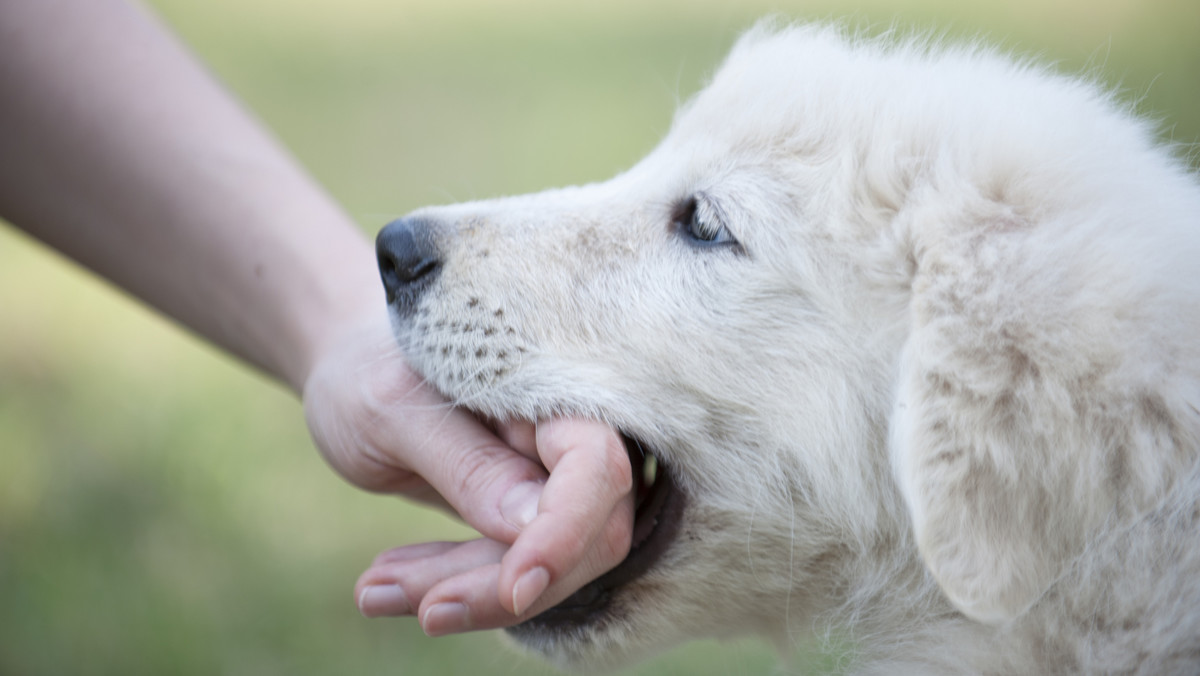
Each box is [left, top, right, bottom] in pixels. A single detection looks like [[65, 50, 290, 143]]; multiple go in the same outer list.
[[383, 24, 1200, 674]]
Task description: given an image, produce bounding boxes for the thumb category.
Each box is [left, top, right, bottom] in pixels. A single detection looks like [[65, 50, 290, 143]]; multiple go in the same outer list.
[[303, 326, 548, 544]]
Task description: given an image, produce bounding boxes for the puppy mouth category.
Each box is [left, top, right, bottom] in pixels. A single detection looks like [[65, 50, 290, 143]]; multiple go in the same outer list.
[[506, 433, 684, 636]]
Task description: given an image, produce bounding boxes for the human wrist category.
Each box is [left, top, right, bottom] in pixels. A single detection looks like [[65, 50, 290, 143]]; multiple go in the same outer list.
[[285, 239, 390, 396]]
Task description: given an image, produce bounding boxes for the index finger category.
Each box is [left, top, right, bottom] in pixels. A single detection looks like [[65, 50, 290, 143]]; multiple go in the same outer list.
[[496, 418, 635, 615]]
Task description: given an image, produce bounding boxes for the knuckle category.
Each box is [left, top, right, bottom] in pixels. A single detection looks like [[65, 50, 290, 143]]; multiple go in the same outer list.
[[447, 443, 507, 500]]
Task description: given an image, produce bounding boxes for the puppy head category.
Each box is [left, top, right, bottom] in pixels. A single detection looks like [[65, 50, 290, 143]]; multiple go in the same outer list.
[[378, 22, 1199, 667], [379, 25, 903, 668]]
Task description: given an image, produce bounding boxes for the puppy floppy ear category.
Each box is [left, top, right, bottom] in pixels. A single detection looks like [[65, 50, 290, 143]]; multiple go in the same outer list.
[[890, 341, 1074, 623], [888, 229, 1122, 624]]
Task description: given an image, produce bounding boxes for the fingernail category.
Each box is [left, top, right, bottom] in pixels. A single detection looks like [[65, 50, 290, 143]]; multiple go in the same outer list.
[[512, 566, 550, 616], [422, 602, 470, 636], [500, 480, 543, 530], [358, 585, 412, 617]]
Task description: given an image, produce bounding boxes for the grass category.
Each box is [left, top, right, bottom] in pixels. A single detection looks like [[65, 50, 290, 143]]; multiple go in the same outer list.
[[0, 0, 1196, 673]]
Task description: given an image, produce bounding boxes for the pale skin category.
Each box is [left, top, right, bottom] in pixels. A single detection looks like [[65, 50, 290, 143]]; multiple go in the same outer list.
[[0, 0, 633, 635]]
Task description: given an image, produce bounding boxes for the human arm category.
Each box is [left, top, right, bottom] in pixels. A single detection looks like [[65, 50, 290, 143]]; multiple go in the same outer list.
[[0, 0, 632, 632]]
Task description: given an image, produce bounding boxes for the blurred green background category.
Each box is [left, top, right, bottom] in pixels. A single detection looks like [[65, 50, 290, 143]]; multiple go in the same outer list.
[[1, 0, 1196, 674]]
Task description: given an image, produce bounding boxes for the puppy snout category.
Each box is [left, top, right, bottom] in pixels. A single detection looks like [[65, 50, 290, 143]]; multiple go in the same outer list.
[[376, 217, 441, 314]]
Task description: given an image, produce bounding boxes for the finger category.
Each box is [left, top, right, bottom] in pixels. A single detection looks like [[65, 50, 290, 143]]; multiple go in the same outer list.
[[501, 489, 635, 617], [355, 538, 508, 618], [418, 563, 556, 635], [415, 504, 634, 635], [497, 418, 635, 615], [357, 541, 524, 633], [363, 365, 551, 542], [370, 540, 460, 567], [417, 564, 504, 635]]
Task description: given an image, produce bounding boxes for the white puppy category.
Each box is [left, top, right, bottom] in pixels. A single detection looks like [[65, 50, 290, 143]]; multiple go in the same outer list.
[[376, 24, 1200, 675]]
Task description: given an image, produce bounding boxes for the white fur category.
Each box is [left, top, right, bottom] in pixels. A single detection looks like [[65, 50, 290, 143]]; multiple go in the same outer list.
[[387, 24, 1200, 674]]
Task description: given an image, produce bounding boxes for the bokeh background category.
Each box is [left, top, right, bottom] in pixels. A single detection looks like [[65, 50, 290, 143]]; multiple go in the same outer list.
[[1, 0, 1197, 674]]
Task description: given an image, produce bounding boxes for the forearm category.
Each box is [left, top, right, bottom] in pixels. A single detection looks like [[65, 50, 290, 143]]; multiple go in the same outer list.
[[0, 0, 381, 391]]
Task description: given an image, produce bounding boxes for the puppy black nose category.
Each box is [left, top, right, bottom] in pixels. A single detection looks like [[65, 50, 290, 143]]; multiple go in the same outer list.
[[376, 217, 441, 313]]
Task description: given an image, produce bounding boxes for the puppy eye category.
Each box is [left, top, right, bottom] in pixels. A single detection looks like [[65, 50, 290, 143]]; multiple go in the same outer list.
[[673, 196, 737, 247]]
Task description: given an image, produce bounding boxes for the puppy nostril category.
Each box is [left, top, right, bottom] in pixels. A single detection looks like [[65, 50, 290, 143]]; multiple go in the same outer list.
[[377, 250, 402, 304], [375, 217, 442, 311], [403, 255, 438, 282]]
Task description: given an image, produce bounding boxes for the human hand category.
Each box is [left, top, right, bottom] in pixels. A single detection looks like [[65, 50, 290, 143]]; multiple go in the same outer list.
[[302, 316, 635, 633]]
